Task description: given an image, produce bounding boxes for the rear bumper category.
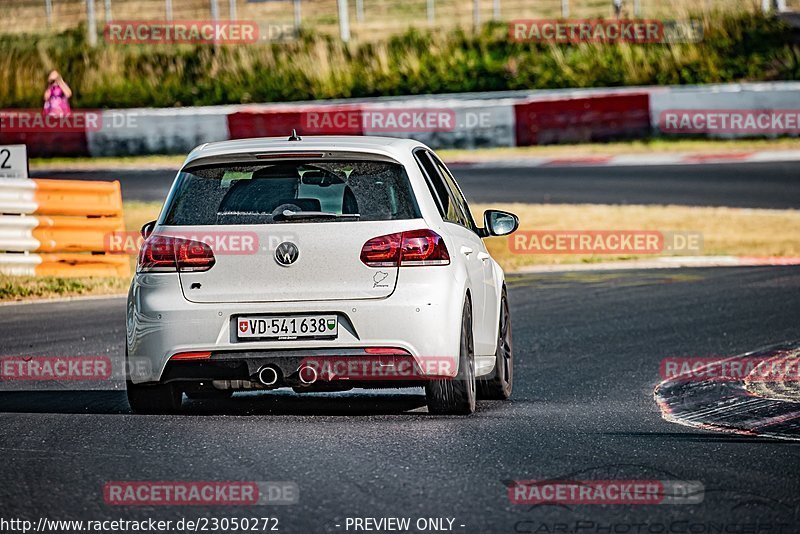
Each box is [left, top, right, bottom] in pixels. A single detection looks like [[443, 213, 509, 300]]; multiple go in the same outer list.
[[126, 269, 465, 385], [159, 349, 452, 391]]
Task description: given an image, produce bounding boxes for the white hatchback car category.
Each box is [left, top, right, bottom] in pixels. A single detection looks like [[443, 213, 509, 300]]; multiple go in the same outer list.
[[126, 135, 518, 415]]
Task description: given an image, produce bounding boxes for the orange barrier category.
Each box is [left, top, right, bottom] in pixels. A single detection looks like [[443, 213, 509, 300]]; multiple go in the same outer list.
[[0, 179, 130, 278], [37, 253, 130, 278], [32, 216, 125, 253], [32, 179, 123, 217]]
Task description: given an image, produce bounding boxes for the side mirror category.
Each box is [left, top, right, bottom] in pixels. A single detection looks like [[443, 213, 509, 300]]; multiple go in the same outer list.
[[141, 220, 157, 240], [483, 210, 519, 237]]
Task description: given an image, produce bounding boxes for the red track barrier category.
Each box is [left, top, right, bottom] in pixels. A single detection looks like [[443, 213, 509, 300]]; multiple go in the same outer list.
[[227, 105, 365, 138], [514, 93, 650, 146]]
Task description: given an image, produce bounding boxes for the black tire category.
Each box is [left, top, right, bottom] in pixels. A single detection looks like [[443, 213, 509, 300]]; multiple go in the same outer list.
[[185, 388, 234, 400], [425, 299, 476, 415], [478, 289, 513, 400], [126, 380, 182, 414]]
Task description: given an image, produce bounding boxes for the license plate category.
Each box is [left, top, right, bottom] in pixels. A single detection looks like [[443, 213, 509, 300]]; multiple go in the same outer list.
[[236, 315, 338, 340]]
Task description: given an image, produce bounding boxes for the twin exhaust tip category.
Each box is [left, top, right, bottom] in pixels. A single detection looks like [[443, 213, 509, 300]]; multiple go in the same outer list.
[[257, 366, 279, 387], [256, 365, 317, 387], [298, 365, 318, 385]]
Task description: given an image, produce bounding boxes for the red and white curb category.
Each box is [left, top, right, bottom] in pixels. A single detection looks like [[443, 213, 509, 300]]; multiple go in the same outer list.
[[654, 342, 800, 442], [516, 256, 800, 273], [448, 150, 800, 168]]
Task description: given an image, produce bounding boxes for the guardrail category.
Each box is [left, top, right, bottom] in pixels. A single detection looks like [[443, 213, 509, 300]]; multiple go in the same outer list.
[[3, 82, 798, 156], [37, 82, 800, 157], [0, 179, 129, 277]]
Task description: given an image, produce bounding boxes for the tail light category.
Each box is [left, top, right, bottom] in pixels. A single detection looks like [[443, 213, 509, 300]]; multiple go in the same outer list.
[[364, 347, 412, 355], [138, 235, 216, 273], [360, 233, 403, 267], [360, 229, 450, 267], [170, 351, 212, 361]]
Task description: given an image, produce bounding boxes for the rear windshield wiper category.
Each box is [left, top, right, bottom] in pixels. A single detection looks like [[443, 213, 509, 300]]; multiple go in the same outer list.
[[276, 210, 360, 221]]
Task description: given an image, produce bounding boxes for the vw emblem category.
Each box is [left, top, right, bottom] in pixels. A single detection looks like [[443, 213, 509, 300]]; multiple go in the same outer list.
[[275, 242, 299, 266]]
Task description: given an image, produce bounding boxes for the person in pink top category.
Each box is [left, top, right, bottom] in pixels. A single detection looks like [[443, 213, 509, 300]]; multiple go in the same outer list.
[[43, 70, 72, 116]]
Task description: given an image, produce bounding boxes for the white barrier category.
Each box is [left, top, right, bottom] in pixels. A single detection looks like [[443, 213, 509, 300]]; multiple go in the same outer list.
[[0, 253, 40, 276], [0, 215, 39, 252], [361, 99, 517, 149], [86, 107, 234, 157], [649, 82, 800, 137], [0, 179, 37, 215]]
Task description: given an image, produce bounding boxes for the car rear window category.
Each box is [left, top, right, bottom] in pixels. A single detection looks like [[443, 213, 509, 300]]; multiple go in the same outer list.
[[163, 160, 421, 225]]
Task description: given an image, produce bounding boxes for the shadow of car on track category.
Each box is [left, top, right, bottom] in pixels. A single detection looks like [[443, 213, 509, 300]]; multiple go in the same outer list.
[[180, 390, 431, 416], [0, 390, 434, 416], [0, 389, 515, 416]]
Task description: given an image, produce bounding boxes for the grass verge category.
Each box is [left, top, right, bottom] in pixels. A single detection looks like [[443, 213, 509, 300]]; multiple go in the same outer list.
[[1, 201, 798, 302], [476, 203, 800, 271], [0, 276, 129, 302], [439, 138, 800, 161], [30, 155, 186, 170]]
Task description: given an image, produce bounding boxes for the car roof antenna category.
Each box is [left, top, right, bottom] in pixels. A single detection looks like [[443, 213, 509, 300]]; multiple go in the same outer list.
[[288, 129, 302, 141]]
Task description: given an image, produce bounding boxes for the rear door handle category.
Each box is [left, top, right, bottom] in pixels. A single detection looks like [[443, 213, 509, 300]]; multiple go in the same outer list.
[[477, 252, 490, 262], [460, 246, 473, 256]]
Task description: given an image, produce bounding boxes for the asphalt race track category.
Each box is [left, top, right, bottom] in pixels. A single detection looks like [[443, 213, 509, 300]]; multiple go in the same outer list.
[[2, 267, 800, 531], [32, 160, 800, 208]]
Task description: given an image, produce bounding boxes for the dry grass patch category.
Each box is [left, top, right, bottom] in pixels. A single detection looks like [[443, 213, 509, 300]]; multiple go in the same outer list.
[[473, 203, 800, 271], [440, 138, 800, 161]]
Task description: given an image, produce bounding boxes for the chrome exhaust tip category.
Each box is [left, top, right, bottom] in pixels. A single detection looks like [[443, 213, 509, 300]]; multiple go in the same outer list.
[[257, 366, 280, 387], [298, 365, 318, 385]]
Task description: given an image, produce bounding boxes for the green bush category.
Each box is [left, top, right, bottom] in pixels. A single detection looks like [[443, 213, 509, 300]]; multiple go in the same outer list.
[[1, 11, 797, 109]]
